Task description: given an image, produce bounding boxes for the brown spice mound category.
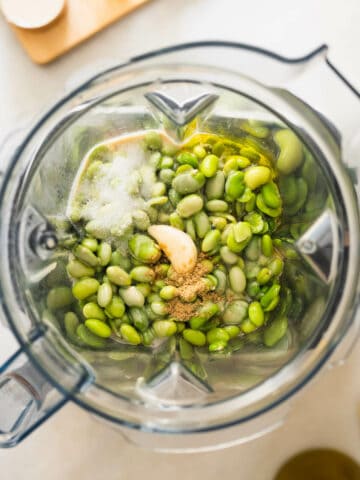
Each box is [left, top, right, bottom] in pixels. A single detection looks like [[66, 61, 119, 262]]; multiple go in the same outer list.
[[165, 256, 224, 321]]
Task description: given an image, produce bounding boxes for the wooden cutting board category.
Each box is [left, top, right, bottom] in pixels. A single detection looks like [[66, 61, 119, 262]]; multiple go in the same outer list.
[[9, 0, 151, 64]]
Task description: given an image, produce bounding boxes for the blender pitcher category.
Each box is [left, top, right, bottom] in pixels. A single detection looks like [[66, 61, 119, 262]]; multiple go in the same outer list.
[[0, 42, 359, 452]]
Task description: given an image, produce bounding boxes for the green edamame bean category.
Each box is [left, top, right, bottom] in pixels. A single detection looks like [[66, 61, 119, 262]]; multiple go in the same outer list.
[[83, 302, 106, 321], [144, 131, 162, 150], [149, 151, 161, 168], [263, 317, 288, 347], [185, 218, 197, 241], [136, 283, 152, 297], [207, 328, 230, 344], [73, 245, 99, 267], [162, 143, 178, 156], [156, 263, 170, 278], [169, 212, 185, 230], [257, 267, 272, 285], [159, 168, 175, 186], [240, 319, 257, 334], [225, 171, 245, 200], [220, 246, 238, 265], [110, 251, 131, 270], [183, 329, 206, 347], [198, 302, 220, 321], [284, 178, 308, 215], [223, 300, 248, 325], [236, 156, 251, 169], [221, 223, 232, 244], [247, 280, 260, 298], [64, 312, 82, 344], [279, 175, 298, 207], [151, 301, 168, 316], [193, 145, 207, 159], [224, 325, 240, 339], [261, 182, 282, 208], [146, 207, 158, 223], [209, 341, 227, 352], [130, 266, 155, 283], [274, 129, 303, 175], [47, 286, 73, 310], [248, 301, 264, 327], [120, 286, 145, 307], [128, 234, 161, 264], [243, 212, 265, 234], [106, 266, 131, 286], [201, 229, 221, 253], [223, 157, 238, 176], [129, 307, 149, 332], [81, 237, 98, 252], [160, 155, 174, 169], [212, 141, 225, 156], [85, 319, 112, 338], [147, 196, 168, 207], [142, 327, 155, 346], [205, 200, 228, 213], [193, 211, 211, 238], [238, 187, 253, 203], [260, 284, 281, 308], [176, 322, 185, 333], [229, 266, 246, 293], [200, 154, 219, 177], [105, 295, 126, 318], [213, 269, 227, 294], [205, 171, 225, 199], [244, 236, 261, 261], [189, 316, 208, 330], [177, 152, 199, 168], [264, 295, 280, 312], [209, 216, 227, 231], [176, 164, 193, 175], [179, 337, 194, 360], [72, 279, 99, 300], [176, 194, 204, 218], [200, 259, 213, 274], [203, 274, 218, 292], [76, 324, 106, 348], [132, 210, 151, 231], [245, 193, 256, 212], [67, 260, 95, 278], [233, 222, 252, 244], [120, 324, 141, 345], [261, 234, 274, 257], [159, 285, 178, 300], [227, 222, 252, 253], [153, 320, 177, 337], [268, 258, 284, 276], [97, 282, 113, 308], [97, 242, 112, 267], [256, 193, 282, 217], [244, 260, 261, 280], [244, 166, 271, 190], [168, 189, 182, 209], [172, 170, 205, 195]]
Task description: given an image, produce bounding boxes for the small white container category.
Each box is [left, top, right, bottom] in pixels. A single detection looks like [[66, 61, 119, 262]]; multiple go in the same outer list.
[[1, 0, 65, 29]]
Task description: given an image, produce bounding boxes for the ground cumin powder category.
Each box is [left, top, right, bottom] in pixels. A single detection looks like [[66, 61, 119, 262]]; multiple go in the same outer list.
[[163, 258, 224, 321]]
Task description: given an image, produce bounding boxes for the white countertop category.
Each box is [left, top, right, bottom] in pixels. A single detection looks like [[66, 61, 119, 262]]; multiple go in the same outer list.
[[0, 0, 359, 478]]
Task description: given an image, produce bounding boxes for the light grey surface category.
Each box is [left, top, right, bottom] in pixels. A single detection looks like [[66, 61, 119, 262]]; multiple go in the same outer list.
[[0, 0, 359, 478]]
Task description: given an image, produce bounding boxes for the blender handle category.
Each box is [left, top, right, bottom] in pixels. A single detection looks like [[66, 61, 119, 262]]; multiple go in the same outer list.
[[0, 325, 92, 448], [273, 46, 360, 174], [0, 345, 66, 447]]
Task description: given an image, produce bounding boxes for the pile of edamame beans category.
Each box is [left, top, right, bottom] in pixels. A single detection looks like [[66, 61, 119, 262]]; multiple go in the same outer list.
[[46, 124, 317, 354]]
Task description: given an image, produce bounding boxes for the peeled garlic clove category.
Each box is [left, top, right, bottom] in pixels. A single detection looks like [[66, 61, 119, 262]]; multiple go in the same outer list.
[[148, 225, 197, 274]]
